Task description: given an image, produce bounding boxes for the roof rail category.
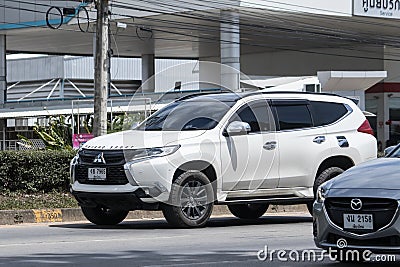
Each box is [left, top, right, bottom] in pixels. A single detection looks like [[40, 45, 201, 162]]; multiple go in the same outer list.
[[176, 90, 358, 104], [243, 91, 340, 98], [242, 91, 358, 102], [176, 90, 231, 101]]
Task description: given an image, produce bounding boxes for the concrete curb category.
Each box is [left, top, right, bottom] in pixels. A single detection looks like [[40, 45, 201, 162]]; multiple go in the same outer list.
[[0, 204, 308, 225]]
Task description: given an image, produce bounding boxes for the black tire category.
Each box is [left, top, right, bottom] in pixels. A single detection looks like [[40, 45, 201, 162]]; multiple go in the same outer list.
[[162, 171, 214, 228], [228, 203, 269, 219], [308, 167, 344, 215], [81, 206, 128, 226]]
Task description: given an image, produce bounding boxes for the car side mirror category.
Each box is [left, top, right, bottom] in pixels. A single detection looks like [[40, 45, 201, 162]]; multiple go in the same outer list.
[[224, 121, 251, 136], [384, 146, 396, 157]]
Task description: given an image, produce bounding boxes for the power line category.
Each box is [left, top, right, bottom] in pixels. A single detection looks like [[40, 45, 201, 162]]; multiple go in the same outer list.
[[111, 0, 400, 47], [4, 0, 400, 61], [5, 0, 400, 48]]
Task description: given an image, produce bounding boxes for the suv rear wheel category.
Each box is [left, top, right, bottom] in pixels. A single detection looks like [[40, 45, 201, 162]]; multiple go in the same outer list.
[[228, 203, 269, 219], [81, 206, 129, 225], [307, 167, 344, 215], [162, 171, 214, 228]]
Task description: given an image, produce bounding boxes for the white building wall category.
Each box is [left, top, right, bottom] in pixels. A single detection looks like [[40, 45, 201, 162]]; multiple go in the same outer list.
[[7, 56, 199, 92], [64, 57, 142, 80], [155, 59, 199, 92], [7, 56, 64, 82], [241, 0, 352, 16]]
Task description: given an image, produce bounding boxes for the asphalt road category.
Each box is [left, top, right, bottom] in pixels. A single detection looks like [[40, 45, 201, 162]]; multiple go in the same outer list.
[[0, 213, 398, 267]]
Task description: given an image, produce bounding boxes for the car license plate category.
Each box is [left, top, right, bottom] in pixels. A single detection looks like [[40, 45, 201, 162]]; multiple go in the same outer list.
[[88, 168, 106, 180], [343, 214, 373, 230]]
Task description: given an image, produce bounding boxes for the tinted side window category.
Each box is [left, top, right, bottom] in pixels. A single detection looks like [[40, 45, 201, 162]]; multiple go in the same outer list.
[[311, 101, 348, 126], [231, 101, 273, 133], [275, 105, 313, 130]]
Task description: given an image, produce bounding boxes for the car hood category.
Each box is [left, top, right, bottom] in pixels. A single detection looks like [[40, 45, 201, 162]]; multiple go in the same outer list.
[[329, 158, 400, 190], [82, 130, 206, 150]]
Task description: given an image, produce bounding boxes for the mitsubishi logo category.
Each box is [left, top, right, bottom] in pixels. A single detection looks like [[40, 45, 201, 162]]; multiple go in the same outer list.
[[350, 198, 362, 211], [93, 153, 106, 164]]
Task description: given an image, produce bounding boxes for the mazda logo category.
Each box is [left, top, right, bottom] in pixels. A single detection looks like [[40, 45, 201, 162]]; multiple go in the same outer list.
[[350, 198, 362, 211], [93, 153, 106, 164]]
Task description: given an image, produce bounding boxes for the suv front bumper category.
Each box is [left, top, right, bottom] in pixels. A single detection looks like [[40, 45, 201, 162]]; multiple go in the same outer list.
[[71, 189, 160, 211]]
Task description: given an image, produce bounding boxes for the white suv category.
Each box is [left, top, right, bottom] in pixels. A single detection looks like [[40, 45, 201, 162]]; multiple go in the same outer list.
[[70, 92, 377, 228]]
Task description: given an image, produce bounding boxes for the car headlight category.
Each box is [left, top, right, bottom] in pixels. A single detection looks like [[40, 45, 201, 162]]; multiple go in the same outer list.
[[70, 154, 79, 165], [316, 186, 327, 203], [125, 145, 180, 162], [70, 154, 79, 184]]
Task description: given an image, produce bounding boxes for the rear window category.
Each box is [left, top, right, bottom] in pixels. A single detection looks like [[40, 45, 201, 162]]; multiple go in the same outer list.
[[275, 105, 313, 130], [311, 101, 348, 126]]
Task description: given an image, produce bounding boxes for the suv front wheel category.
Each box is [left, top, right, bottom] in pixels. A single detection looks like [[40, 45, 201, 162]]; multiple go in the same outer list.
[[81, 206, 129, 225], [228, 203, 269, 219], [162, 171, 214, 228], [307, 167, 344, 215]]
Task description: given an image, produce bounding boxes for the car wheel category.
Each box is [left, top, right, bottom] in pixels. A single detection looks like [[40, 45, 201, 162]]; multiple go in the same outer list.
[[227, 203, 269, 219], [162, 171, 214, 228], [81, 206, 129, 225], [308, 167, 344, 215]]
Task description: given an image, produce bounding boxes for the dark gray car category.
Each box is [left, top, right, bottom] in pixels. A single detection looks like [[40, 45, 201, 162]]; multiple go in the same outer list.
[[313, 144, 400, 255]]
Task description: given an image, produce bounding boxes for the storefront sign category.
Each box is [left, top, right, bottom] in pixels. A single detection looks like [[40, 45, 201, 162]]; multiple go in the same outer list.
[[354, 0, 400, 19], [73, 133, 94, 149]]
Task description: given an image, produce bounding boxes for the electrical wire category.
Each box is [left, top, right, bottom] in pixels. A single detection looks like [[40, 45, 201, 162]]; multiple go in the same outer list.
[[4, 0, 398, 47], [4, 0, 400, 61], [110, 0, 400, 49]]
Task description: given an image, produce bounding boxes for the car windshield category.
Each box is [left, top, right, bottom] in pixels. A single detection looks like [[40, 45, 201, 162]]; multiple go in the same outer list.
[[389, 145, 400, 158], [136, 98, 235, 131]]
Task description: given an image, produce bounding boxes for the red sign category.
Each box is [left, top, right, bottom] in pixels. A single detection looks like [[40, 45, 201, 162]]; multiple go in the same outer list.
[[73, 133, 94, 149]]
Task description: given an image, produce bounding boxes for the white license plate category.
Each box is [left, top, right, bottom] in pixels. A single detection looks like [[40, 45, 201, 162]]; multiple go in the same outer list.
[[343, 214, 373, 230], [88, 168, 106, 180]]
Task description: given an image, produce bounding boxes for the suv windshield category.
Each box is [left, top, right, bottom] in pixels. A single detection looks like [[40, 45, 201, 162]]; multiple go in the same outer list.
[[137, 98, 236, 131]]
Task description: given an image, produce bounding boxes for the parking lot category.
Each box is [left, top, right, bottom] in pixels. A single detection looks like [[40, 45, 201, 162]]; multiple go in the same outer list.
[[0, 213, 397, 267]]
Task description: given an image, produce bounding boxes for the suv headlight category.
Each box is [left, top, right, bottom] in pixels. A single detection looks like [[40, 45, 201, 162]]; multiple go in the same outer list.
[[70, 154, 79, 166], [316, 186, 327, 203], [70, 153, 79, 184], [125, 145, 180, 162]]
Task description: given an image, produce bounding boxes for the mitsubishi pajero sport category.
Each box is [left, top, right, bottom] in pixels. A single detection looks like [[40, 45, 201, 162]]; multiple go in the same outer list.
[[70, 92, 377, 228]]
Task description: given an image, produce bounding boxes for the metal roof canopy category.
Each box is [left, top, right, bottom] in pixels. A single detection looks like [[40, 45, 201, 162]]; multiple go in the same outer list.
[[318, 71, 387, 92], [2, 2, 400, 59]]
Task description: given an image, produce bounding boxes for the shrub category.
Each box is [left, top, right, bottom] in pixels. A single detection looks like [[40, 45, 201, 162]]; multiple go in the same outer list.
[[0, 150, 76, 193]]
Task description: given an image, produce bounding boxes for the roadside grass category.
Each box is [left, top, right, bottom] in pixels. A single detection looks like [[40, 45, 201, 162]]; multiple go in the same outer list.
[[0, 191, 78, 210]]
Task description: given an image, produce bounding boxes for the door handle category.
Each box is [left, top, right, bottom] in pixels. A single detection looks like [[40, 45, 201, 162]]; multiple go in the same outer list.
[[313, 136, 326, 144], [263, 141, 277, 150]]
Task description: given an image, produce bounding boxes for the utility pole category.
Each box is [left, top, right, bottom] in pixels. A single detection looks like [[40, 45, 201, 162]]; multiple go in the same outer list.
[[93, 0, 110, 137]]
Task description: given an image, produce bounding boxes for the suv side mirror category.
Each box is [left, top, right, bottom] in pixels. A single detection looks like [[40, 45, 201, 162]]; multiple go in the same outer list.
[[224, 121, 251, 136]]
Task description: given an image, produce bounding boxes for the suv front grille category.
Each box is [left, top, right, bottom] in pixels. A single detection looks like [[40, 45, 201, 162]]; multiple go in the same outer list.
[[75, 165, 129, 185], [79, 149, 126, 165], [325, 197, 398, 234], [76, 149, 129, 185]]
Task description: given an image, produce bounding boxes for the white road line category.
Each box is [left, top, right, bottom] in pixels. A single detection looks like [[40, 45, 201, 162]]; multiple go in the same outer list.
[[0, 235, 191, 248]]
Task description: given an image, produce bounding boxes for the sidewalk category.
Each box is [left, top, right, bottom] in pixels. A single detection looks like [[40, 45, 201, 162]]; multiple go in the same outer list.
[[0, 204, 308, 225]]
